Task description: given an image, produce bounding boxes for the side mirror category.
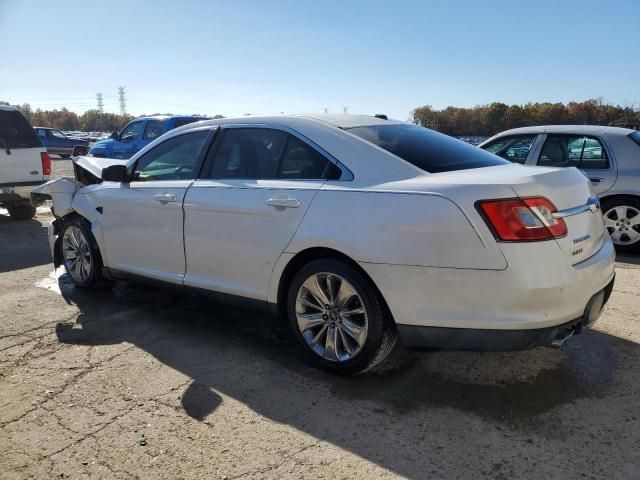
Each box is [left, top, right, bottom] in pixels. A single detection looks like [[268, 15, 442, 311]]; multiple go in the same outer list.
[[110, 131, 119, 140], [102, 164, 128, 183]]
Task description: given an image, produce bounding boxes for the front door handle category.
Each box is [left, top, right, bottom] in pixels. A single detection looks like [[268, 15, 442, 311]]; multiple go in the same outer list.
[[589, 177, 603, 183], [266, 196, 300, 208], [154, 192, 177, 204]]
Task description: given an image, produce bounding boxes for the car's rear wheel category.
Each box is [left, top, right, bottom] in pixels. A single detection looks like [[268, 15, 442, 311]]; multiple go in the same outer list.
[[59, 216, 103, 287], [602, 197, 640, 253], [7, 201, 36, 220], [287, 258, 398, 375]]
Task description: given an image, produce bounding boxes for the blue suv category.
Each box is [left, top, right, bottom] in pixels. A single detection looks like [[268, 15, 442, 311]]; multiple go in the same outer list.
[[89, 115, 207, 159]]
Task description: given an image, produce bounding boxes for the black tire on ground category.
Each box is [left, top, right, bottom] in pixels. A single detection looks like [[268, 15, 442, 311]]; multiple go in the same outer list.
[[287, 258, 398, 375], [7, 201, 36, 220], [601, 196, 640, 254], [60, 154, 71, 158], [58, 216, 104, 288]]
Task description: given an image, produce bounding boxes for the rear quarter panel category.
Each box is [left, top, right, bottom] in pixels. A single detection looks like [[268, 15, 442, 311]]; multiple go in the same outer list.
[[285, 188, 508, 270]]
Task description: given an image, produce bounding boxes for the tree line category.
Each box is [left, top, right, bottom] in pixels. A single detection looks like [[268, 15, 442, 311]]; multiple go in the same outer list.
[[0, 101, 222, 132], [412, 99, 640, 137]]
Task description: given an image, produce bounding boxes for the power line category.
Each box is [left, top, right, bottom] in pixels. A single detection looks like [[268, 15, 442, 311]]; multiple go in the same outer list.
[[117, 86, 127, 115]]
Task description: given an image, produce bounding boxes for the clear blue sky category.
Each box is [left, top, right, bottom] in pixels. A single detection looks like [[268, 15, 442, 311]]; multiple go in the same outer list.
[[1, 0, 638, 120]]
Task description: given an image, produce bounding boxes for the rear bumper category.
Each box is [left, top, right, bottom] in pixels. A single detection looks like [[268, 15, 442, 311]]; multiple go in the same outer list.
[[397, 275, 615, 351], [360, 236, 615, 342]]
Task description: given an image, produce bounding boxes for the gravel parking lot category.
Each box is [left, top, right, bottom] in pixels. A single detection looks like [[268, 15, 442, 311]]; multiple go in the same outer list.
[[1, 159, 639, 479]]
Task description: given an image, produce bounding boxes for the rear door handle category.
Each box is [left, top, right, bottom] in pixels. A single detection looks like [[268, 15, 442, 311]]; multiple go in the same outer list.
[[589, 177, 603, 183], [154, 193, 177, 204], [266, 197, 300, 208]]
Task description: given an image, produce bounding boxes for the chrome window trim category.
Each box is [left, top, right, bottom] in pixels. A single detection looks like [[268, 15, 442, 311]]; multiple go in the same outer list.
[[214, 123, 354, 181]]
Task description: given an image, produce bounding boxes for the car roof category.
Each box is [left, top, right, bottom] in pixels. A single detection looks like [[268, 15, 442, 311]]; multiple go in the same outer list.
[[175, 113, 405, 131], [0, 105, 20, 112], [134, 115, 208, 121], [493, 124, 635, 137]]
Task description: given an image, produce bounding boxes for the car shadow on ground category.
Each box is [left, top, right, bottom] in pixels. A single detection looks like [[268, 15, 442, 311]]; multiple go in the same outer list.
[[52, 274, 638, 478], [0, 213, 52, 272]]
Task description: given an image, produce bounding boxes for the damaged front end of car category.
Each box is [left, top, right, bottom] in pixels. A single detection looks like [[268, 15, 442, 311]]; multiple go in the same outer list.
[[30, 156, 128, 267]]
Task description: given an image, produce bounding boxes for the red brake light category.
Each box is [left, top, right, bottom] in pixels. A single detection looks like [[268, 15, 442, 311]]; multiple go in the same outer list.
[[41, 152, 51, 176], [478, 197, 567, 241]]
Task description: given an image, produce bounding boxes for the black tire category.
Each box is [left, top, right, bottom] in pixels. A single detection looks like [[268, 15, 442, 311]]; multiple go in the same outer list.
[[601, 196, 640, 254], [7, 201, 36, 220], [287, 258, 398, 375], [58, 216, 104, 287]]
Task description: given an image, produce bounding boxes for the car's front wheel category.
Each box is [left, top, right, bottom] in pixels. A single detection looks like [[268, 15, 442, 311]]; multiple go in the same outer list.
[[287, 258, 398, 375], [59, 216, 103, 287], [602, 196, 640, 253]]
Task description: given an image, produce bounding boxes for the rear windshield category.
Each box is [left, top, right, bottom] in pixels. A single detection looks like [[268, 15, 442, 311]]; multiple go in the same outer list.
[[0, 109, 42, 149], [629, 131, 640, 147], [346, 124, 509, 173]]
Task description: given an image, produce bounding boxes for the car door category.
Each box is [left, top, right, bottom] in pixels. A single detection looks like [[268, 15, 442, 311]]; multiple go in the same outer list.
[[111, 120, 146, 159], [533, 133, 616, 194], [94, 129, 212, 283], [183, 126, 343, 300]]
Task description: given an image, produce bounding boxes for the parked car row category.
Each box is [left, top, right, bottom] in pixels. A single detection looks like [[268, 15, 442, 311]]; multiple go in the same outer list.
[[480, 125, 640, 252], [33, 114, 615, 373]]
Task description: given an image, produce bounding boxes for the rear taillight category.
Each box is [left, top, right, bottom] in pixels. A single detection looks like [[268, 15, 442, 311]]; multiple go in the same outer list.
[[478, 197, 567, 241], [41, 152, 51, 176]]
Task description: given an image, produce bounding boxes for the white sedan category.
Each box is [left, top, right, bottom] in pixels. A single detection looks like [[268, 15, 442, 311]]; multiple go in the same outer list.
[[33, 114, 616, 374]]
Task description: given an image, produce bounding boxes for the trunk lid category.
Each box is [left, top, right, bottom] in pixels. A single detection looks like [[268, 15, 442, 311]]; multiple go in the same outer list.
[[500, 166, 606, 264]]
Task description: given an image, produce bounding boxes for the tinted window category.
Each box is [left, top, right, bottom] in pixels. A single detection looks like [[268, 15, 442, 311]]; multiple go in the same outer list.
[[629, 131, 640, 147], [143, 120, 164, 140], [36, 129, 47, 139], [482, 135, 536, 164], [174, 118, 203, 129], [277, 135, 341, 179], [120, 121, 143, 141], [538, 135, 609, 169], [207, 128, 286, 179], [133, 131, 209, 181], [347, 124, 508, 173], [0, 109, 42, 149]]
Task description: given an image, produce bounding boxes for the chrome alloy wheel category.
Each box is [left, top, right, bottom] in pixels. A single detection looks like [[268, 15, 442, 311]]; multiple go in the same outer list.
[[62, 226, 93, 283], [295, 273, 369, 362], [604, 205, 640, 245]]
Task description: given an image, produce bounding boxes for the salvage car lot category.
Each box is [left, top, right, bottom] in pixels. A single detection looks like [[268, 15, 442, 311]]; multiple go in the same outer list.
[[1, 159, 639, 479]]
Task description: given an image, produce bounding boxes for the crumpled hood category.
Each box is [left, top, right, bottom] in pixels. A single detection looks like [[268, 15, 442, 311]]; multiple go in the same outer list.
[[73, 156, 129, 178]]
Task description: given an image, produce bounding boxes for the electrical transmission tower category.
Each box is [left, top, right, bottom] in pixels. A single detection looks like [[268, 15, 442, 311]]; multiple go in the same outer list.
[[342, 106, 349, 114], [96, 93, 104, 113], [117, 86, 127, 115]]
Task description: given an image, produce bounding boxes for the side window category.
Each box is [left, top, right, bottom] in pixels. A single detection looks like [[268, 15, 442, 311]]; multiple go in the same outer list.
[[580, 137, 609, 169], [36, 129, 47, 139], [207, 128, 286, 179], [120, 121, 143, 142], [482, 135, 536, 164], [538, 135, 582, 168], [133, 130, 209, 181], [538, 135, 609, 169], [50, 130, 66, 139], [277, 135, 341, 179], [143, 120, 164, 141]]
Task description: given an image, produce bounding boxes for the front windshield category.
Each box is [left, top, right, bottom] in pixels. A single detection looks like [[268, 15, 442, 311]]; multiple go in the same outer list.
[[347, 124, 509, 173]]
